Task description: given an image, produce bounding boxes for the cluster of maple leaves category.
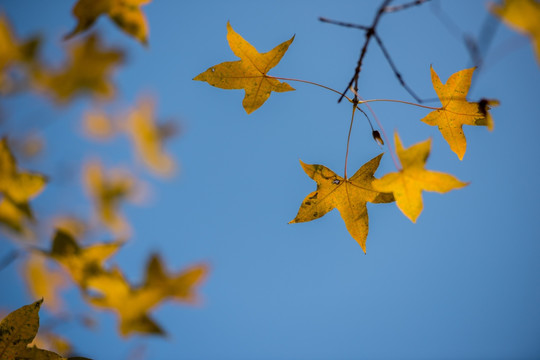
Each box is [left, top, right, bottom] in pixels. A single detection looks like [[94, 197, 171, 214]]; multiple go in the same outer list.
[[1, 0, 540, 359]]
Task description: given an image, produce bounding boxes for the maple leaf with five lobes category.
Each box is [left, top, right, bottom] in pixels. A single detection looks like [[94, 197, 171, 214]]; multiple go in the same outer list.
[[372, 133, 468, 223], [85, 254, 208, 336], [289, 154, 394, 253], [0, 137, 47, 204], [65, 0, 151, 45], [194, 22, 295, 114], [420, 66, 499, 160], [490, 0, 540, 65]]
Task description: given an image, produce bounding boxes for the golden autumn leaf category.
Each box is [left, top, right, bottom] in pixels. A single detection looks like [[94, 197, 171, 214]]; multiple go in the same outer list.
[[65, 0, 151, 45], [0, 198, 34, 238], [122, 97, 176, 177], [0, 300, 89, 360], [0, 137, 47, 205], [372, 133, 468, 223], [420, 66, 499, 160], [43, 229, 122, 289], [289, 154, 394, 253], [52, 216, 88, 240], [34, 34, 124, 104], [490, 0, 540, 64], [0, 14, 41, 93], [85, 254, 208, 336], [23, 254, 67, 314], [83, 160, 135, 235], [194, 22, 295, 114]]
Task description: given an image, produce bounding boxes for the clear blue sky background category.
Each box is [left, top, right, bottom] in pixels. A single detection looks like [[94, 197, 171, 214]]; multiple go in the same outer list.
[[1, 1, 539, 359]]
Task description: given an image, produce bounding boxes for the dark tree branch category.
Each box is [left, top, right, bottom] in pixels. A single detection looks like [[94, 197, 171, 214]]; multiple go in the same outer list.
[[384, 0, 430, 13], [372, 32, 422, 103]]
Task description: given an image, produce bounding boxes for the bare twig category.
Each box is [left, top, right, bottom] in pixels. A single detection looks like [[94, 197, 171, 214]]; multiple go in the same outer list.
[[384, 0, 430, 13]]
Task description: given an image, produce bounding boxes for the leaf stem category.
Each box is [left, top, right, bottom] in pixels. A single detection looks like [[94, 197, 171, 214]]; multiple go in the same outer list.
[[357, 98, 440, 110], [344, 104, 356, 180]]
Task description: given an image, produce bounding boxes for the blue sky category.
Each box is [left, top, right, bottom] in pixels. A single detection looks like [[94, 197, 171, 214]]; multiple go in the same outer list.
[[1, 1, 540, 359]]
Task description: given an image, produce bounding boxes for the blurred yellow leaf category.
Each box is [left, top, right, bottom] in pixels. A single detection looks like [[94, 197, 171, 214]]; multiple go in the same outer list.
[[0, 197, 34, 239], [490, 0, 540, 64], [83, 110, 117, 139], [84, 160, 135, 236], [23, 254, 67, 314], [420, 66, 499, 160], [0, 300, 86, 360], [52, 216, 88, 240], [289, 154, 394, 253], [0, 137, 47, 204], [0, 14, 41, 93], [372, 133, 468, 223], [194, 22, 295, 114], [122, 97, 175, 177], [31, 331, 72, 358], [43, 229, 122, 289], [34, 34, 124, 104], [65, 0, 151, 45], [86, 254, 208, 336]]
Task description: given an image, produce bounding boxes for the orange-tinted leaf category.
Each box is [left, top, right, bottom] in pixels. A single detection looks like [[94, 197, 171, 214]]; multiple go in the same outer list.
[[490, 0, 540, 65], [0, 198, 34, 239], [194, 22, 294, 114], [65, 0, 151, 45], [420, 66, 499, 160], [289, 154, 394, 253], [372, 133, 468, 222]]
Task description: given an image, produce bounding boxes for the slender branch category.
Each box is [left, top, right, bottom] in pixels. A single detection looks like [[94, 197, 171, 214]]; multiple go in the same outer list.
[[372, 32, 422, 102], [0, 249, 20, 272], [318, 17, 370, 31], [384, 0, 430, 13]]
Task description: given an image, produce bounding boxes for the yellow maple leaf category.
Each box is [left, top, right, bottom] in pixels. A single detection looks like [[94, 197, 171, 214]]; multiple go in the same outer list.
[[0, 300, 81, 360], [490, 0, 540, 64], [85, 254, 207, 336], [372, 133, 468, 223], [65, 0, 151, 45], [194, 22, 295, 114], [122, 97, 176, 177], [44, 229, 122, 289], [83, 110, 117, 140], [84, 160, 135, 235], [0, 137, 47, 204], [34, 34, 124, 103], [23, 254, 67, 314], [0, 198, 34, 238], [0, 14, 41, 93], [420, 66, 499, 160], [289, 154, 394, 253]]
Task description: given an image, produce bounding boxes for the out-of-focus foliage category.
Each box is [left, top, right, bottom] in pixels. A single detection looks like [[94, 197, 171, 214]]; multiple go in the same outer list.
[[490, 0, 540, 65], [23, 254, 67, 314], [289, 154, 394, 253], [373, 133, 468, 223], [65, 0, 152, 45], [85, 254, 208, 336], [84, 160, 136, 236], [194, 22, 295, 114], [33, 34, 124, 104], [420, 67, 499, 160]]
